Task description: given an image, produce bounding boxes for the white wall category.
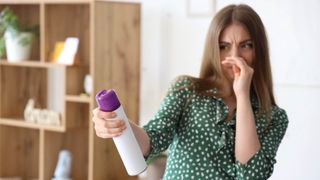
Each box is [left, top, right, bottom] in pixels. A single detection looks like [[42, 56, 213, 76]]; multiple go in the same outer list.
[[140, 0, 212, 125], [140, 0, 320, 179]]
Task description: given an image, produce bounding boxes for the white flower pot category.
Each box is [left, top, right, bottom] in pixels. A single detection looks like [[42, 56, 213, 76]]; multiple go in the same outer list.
[[4, 30, 33, 62]]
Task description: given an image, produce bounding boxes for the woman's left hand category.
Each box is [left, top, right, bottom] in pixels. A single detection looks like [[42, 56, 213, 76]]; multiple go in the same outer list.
[[222, 56, 254, 97]]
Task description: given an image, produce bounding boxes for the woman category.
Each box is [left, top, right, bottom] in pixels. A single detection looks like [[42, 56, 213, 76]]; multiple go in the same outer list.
[[92, 4, 288, 179]]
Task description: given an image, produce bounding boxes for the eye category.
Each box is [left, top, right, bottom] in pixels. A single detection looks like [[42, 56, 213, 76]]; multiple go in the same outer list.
[[219, 43, 229, 50], [241, 42, 253, 49]]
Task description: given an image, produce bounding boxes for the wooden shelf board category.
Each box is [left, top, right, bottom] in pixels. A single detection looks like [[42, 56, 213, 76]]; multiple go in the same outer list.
[[65, 95, 91, 103], [0, 0, 91, 4], [0, 0, 41, 4], [0, 118, 65, 132], [0, 0, 140, 4], [43, 0, 91, 4], [0, 60, 66, 68]]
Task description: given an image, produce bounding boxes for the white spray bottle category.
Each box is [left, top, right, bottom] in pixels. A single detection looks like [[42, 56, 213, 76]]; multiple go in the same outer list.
[[96, 89, 147, 176]]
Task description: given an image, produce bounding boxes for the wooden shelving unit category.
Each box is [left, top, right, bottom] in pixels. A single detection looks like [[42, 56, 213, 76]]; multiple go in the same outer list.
[[65, 95, 91, 103], [0, 118, 65, 132], [0, 60, 66, 68], [0, 1, 140, 180]]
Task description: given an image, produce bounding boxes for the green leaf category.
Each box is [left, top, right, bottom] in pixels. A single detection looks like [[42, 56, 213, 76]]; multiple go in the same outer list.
[[19, 34, 33, 46], [0, 37, 5, 58]]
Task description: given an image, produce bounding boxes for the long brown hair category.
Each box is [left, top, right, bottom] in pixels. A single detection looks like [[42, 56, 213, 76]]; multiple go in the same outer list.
[[186, 4, 276, 116]]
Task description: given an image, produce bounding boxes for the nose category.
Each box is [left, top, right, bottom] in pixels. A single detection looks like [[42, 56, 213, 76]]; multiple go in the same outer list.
[[230, 45, 240, 57]]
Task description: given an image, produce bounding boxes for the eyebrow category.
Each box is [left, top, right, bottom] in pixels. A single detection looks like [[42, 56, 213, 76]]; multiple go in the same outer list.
[[219, 39, 253, 44]]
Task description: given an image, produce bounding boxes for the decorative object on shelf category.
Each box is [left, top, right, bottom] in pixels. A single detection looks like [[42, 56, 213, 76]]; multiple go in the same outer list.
[[0, 7, 39, 62], [84, 74, 92, 95], [51, 41, 65, 63], [56, 37, 79, 65], [52, 149, 72, 180], [24, 99, 61, 126]]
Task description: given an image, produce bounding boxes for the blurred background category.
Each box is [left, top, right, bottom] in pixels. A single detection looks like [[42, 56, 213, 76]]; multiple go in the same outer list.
[[139, 0, 320, 179], [0, 0, 319, 179]]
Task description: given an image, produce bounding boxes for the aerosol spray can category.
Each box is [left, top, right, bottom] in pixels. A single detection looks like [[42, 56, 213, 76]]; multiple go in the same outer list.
[[96, 89, 147, 176]]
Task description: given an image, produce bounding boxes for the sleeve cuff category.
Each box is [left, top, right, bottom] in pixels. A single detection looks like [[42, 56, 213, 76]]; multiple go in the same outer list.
[[235, 148, 275, 179], [143, 128, 164, 164]]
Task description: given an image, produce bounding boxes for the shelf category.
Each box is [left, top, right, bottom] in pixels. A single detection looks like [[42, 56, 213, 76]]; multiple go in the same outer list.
[[0, 0, 140, 4], [0, 0, 41, 4], [0, 0, 91, 4], [0, 60, 66, 68], [0, 1, 140, 179], [0, 118, 65, 132], [65, 95, 91, 103], [43, 0, 91, 4]]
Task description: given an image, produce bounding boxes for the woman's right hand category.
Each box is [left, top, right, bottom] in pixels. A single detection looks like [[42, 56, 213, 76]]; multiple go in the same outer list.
[[92, 108, 127, 138]]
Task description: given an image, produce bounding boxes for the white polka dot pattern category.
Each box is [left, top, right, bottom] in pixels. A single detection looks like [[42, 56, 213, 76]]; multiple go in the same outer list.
[[143, 76, 289, 180]]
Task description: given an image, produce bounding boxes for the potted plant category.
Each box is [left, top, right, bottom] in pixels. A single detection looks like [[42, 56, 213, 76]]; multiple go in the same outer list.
[[0, 7, 39, 62]]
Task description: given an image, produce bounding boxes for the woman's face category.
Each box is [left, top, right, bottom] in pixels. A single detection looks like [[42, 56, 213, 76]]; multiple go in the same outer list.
[[219, 22, 255, 81]]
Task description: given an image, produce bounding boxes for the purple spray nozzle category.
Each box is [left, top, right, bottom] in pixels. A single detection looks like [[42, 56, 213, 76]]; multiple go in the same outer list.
[[96, 89, 121, 112]]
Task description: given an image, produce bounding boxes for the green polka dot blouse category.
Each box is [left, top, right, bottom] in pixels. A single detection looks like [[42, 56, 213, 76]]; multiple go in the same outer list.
[[143, 76, 288, 180]]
